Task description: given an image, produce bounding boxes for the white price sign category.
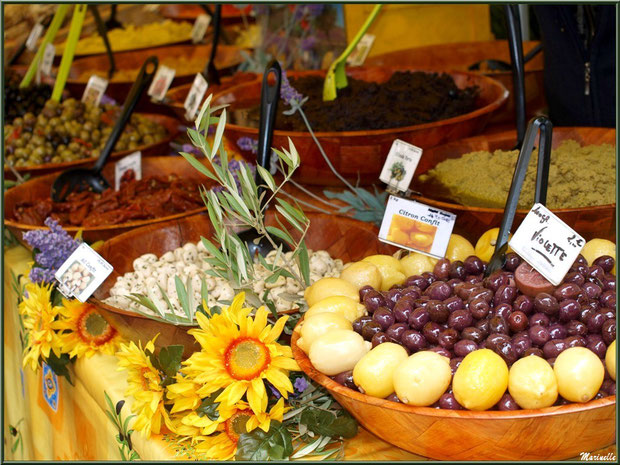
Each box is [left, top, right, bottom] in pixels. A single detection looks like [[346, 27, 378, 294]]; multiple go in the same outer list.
[[26, 23, 45, 51], [509, 203, 585, 286], [346, 33, 375, 66], [191, 14, 211, 44], [40, 43, 55, 76], [55, 243, 113, 303], [379, 139, 423, 193], [114, 151, 142, 190], [81, 75, 109, 106], [379, 195, 456, 259], [147, 65, 176, 101], [184, 73, 209, 121]]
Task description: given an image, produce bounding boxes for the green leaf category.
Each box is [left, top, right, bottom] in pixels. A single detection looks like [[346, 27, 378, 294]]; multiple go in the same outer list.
[[196, 389, 223, 421], [212, 108, 227, 156], [179, 152, 217, 181], [236, 421, 293, 461], [158, 345, 183, 378], [275, 197, 306, 223], [300, 407, 358, 439], [256, 165, 276, 192], [296, 241, 311, 286], [46, 352, 73, 386], [264, 268, 283, 284], [200, 277, 210, 308], [265, 226, 294, 244], [275, 205, 303, 232]]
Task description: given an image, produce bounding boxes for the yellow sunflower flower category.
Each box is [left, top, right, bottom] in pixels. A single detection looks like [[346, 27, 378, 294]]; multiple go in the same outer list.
[[116, 336, 174, 437], [19, 282, 62, 371], [182, 292, 299, 416], [52, 299, 122, 358]]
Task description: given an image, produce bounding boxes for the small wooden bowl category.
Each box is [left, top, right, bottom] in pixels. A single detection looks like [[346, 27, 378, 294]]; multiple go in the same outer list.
[[4, 156, 212, 245], [412, 127, 616, 242], [4, 114, 179, 180], [367, 40, 545, 124], [214, 67, 508, 186], [91, 212, 397, 356], [291, 330, 615, 460]]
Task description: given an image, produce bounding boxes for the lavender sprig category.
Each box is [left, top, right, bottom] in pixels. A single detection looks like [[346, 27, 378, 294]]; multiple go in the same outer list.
[[236, 137, 258, 154], [280, 68, 305, 106]]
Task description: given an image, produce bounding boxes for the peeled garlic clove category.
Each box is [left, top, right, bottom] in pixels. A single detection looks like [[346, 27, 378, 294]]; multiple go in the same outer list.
[[308, 330, 371, 376], [298, 312, 352, 354], [161, 251, 175, 263]]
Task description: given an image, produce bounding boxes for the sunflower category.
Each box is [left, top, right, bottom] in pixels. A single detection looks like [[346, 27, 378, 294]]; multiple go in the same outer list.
[[19, 282, 62, 371], [181, 292, 299, 416], [53, 299, 122, 358], [116, 336, 174, 437]]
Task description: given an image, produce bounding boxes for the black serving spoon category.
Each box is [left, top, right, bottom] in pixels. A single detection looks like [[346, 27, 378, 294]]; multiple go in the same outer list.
[[51, 56, 158, 202], [237, 60, 291, 257], [468, 43, 543, 73], [202, 4, 222, 85], [105, 4, 123, 31], [89, 5, 116, 79], [484, 116, 553, 277], [504, 4, 527, 149]]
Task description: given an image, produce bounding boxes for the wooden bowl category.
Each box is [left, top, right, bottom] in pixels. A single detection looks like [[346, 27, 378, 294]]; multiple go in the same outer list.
[[66, 44, 245, 105], [214, 67, 508, 186], [164, 72, 259, 126], [4, 156, 212, 245], [4, 114, 179, 180], [291, 330, 615, 460], [91, 212, 397, 356], [159, 4, 254, 25], [367, 40, 545, 124], [411, 127, 616, 242]]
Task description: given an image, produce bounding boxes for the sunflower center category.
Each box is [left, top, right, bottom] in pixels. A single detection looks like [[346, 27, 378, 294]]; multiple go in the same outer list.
[[77, 308, 116, 346], [224, 410, 252, 444], [224, 337, 270, 380]]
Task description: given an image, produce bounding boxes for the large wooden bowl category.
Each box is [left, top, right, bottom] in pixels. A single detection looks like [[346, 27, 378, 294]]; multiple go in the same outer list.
[[367, 40, 545, 124], [291, 330, 615, 460], [66, 44, 245, 105], [4, 156, 212, 245], [91, 212, 397, 356], [4, 114, 179, 180], [164, 72, 259, 126], [411, 127, 616, 242], [214, 67, 508, 186]]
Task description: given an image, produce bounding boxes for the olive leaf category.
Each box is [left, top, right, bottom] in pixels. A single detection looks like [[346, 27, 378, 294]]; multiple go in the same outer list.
[[299, 407, 358, 439], [235, 421, 293, 461]]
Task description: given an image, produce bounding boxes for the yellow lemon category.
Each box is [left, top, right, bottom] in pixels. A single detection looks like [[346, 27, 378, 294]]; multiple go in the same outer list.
[[508, 356, 557, 409], [304, 296, 367, 323], [393, 351, 452, 406], [297, 312, 352, 353], [453, 349, 509, 411], [353, 342, 408, 398], [445, 234, 476, 262], [340, 261, 382, 290], [362, 255, 406, 291], [581, 238, 616, 274], [309, 329, 371, 376], [400, 252, 437, 276], [554, 347, 604, 403], [304, 277, 359, 307], [606, 341, 616, 381], [475, 228, 513, 262]]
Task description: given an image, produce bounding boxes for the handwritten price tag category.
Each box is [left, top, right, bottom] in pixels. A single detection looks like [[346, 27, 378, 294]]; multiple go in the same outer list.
[[26, 23, 44, 51], [192, 14, 211, 44], [509, 203, 585, 285], [184, 73, 209, 121], [55, 243, 113, 302], [81, 75, 109, 106], [115, 151, 142, 190], [379, 139, 423, 193], [346, 33, 375, 66], [40, 43, 55, 76]]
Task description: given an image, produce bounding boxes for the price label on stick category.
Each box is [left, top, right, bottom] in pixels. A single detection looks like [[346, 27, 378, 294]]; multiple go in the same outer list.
[[378, 195, 456, 259], [346, 33, 376, 66], [509, 203, 585, 286], [379, 139, 423, 193], [192, 14, 211, 44], [40, 43, 55, 76], [26, 22, 44, 51], [81, 75, 109, 106], [184, 73, 209, 121], [115, 151, 142, 190], [55, 243, 113, 303], [147, 65, 176, 102]]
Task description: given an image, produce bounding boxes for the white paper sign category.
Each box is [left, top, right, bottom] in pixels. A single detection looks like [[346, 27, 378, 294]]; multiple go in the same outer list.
[[115, 151, 142, 190], [191, 14, 211, 44], [26, 23, 45, 51], [184, 73, 209, 121], [40, 43, 55, 76], [55, 243, 113, 303], [346, 34, 376, 66], [379, 139, 423, 193], [509, 203, 585, 286], [379, 195, 456, 259], [147, 65, 176, 101], [81, 75, 109, 106]]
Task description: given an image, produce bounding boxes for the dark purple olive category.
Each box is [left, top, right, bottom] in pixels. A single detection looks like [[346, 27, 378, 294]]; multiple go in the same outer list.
[[386, 323, 408, 343], [524, 347, 544, 357], [504, 253, 522, 272], [558, 299, 580, 322], [529, 325, 550, 346], [583, 282, 602, 299], [475, 318, 490, 338], [363, 290, 386, 313], [587, 337, 607, 358], [464, 256, 484, 275], [447, 278, 463, 289], [494, 303, 513, 320], [471, 287, 494, 304], [461, 326, 484, 344], [353, 315, 372, 334], [454, 339, 478, 357], [600, 290, 616, 310], [422, 272, 437, 286], [423, 322, 442, 345], [385, 288, 403, 310], [494, 285, 517, 306], [486, 333, 510, 352], [564, 335, 587, 348], [548, 323, 567, 340], [602, 274, 616, 292], [431, 346, 453, 358], [393, 300, 413, 323], [448, 309, 473, 331], [564, 271, 585, 286], [373, 307, 395, 331], [333, 370, 356, 390], [469, 297, 490, 319], [495, 339, 518, 365], [601, 309, 615, 320], [371, 332, 389, 348], [593, 255, 615, 273], [601, 318, 616, 345], [361, 321, 383, 340], [534, 293, 559, 317], [512, 332, 532, 357], [455, 282, 478, 300], [573, 254, 588, 266], [588, 265, 606, 281], [553, 283, 581, 301], [587, 311, 607, 333], [386, 393, 401, 403], [513, 295, 534, 315], [466, 274, 484, 284], [413, 296, 432, 309], [401, 329, 427, 352], [485, 270, 510, 292], [489, 315, 509, 335], [433, 258, 451, 280], [497, 392, 519, 411], [427, 300, 450, 324], [580, 306, 596, 324], [449, 261, 466, 280], [449, 357, 463, 375], [543, 339, 567, 359], [607, 383, 616, 396], [601, 379, 615, 395], [401, 286, 421, 299], [425, 281, 452, 301], [408, 307, 430, 330], [359, 285, 375, 301], [508, 311, 528, 332], [444, 295, 465, 313], [439, 392, 463, 410], [404, 275, 429, 291], [530, 312, 550, 327], [438, 328, 459, 349], [566, 320, 587, 336], [574, 263, 589, 276]]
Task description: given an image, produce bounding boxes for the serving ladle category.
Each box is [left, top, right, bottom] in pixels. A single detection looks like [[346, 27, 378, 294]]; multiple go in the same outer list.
[[201, 4, 222, 85], [51, 56, 158, 202]]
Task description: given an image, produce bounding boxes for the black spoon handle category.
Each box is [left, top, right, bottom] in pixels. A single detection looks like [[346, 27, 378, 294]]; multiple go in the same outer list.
[[202, 4, 221, 85], [256, 60, 282, 205], [93, 56, 158, 173], [89, 5, 116, 79], [505, 4, 527, 149]]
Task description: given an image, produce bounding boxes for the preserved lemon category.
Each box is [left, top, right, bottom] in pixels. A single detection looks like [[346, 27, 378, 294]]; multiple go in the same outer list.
[[353, 342, 408, 398], [581, 239, 616, 274], [453, 349, 509, 411], [445, 234, 476, 262], [508, 356, 557, 409], [304, 277, 359, 307], [304, 296, 366, 323], [340, 261, 382, 290], [393, 351, 451, 406], [606, 340, 616, 381], [309, 329, 371, 376], [400, 252, 437, 276], [554, 347, 604, 403], [362, 255, 406, 291], [475, 228, 513, 262], [297, 312, 352, 353]]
